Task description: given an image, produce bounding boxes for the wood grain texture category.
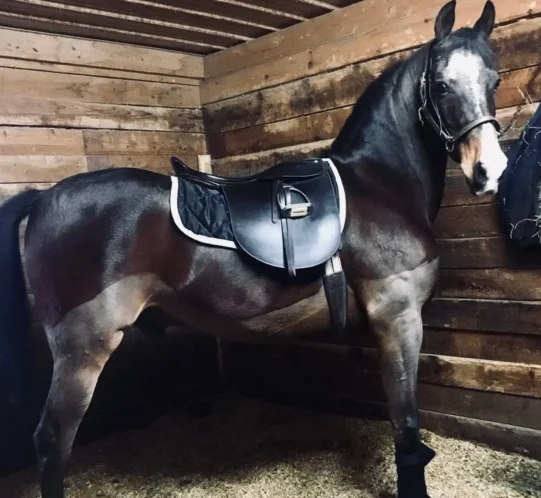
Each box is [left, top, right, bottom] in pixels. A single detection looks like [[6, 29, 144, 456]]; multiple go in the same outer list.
[[0, 127, 84, 155], [423, 298, 541, 335], [207, 102, 529, 159], [86, 154, 198, 173], [437, 237, 541, 270], [48, 0, 268, 39], [0, 0, 235, 49], [0, 13, 217, 55], [437, 269, 541, 301], [211, 139, 333, 176], [150, 0, 297, 29], [0, 155, 87, 182], [207, 106, 349, 158], [329, 326, 541, 365], [419, 410, 541, 459], [202, 0, 541, 103], [421, 328, 541, 365], [433, 204, 500, 239], [204, 57, 541, 141], [225, 341, 541, 427], [0, 67, 201, 109], [0, 27, 204, 78], [0, 182, 53, 204], [204, 0, 541, 81], [239, 0, 331, 18], [0, 96, 203, 132], [83, 130, 207, 156], [0, 57, 199, 86]]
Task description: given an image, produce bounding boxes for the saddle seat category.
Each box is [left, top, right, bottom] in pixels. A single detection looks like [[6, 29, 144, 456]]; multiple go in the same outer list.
[[170, 155, 347, 332], [171, 156, 325, 186]]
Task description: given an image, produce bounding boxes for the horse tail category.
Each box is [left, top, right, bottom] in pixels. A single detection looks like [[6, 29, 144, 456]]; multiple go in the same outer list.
[[0, 189, 42, 406]]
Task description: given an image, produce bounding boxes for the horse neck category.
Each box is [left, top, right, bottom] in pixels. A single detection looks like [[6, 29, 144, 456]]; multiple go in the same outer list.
[[329, 46, 448, 224]]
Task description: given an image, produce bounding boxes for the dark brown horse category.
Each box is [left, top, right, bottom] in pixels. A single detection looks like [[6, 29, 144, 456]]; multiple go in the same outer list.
[[0, 1, 506, 496]]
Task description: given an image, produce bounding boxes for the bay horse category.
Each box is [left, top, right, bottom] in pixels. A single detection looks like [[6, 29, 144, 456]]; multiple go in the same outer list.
[[0, 1, 507, 497]]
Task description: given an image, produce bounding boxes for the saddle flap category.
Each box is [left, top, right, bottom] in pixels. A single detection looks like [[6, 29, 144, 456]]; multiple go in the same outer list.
[[222, 166, 342, 271]]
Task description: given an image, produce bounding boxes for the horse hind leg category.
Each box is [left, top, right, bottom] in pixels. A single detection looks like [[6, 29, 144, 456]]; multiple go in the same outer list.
[[358, 259, 438, 498], [33, 276, 156, 498], [34, 329, 122, 498]]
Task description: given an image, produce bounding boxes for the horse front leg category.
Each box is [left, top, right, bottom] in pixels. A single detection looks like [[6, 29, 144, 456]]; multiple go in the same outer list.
[[357, 261, 437, 498]]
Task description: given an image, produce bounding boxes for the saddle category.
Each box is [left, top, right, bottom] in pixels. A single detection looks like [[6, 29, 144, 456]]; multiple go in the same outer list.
[[171, 156, 348, 331]]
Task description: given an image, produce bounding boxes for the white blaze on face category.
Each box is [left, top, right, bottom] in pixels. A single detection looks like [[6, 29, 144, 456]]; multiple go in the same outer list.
[[443, 50, 507, 194]]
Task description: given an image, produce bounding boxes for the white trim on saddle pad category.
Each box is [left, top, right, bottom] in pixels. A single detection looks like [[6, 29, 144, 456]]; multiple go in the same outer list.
[[169, 157, 347, 248], [170, 175, 238, 249]]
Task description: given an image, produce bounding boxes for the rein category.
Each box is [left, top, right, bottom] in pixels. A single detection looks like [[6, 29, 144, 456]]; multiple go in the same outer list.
[[418, 41, 501, 153]]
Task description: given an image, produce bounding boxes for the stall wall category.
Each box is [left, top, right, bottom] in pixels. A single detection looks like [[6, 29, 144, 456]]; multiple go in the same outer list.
[[0, 27, 219, 473], [202, 0, 541, 458]]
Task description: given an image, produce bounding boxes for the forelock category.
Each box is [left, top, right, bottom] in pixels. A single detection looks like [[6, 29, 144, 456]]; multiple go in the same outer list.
[[434, 28, 496, 70]]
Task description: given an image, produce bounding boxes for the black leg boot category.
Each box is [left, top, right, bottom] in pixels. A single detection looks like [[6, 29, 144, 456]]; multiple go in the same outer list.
[[395, 441, 436, 498]]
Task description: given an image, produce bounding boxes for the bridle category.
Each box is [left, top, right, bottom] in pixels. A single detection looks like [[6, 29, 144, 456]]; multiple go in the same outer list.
[[418, 41, 501, 153]]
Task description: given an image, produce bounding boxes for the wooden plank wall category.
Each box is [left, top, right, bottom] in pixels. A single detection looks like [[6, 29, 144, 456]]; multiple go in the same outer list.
[[202, 0, 541, 458], [0, 27, 219, 474]]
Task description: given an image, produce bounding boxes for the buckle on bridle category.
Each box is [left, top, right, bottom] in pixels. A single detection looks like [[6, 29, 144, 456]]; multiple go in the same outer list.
[[445, 140, 455, 153]]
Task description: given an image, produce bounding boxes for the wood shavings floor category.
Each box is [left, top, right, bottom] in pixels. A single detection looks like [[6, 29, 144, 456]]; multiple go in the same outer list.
[[2, 392, 540, 498]]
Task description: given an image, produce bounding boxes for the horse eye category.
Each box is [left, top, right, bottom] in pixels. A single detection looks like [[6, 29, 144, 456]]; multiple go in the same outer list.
[[494, 78, 501, 91], [433, 82, 450, 97]]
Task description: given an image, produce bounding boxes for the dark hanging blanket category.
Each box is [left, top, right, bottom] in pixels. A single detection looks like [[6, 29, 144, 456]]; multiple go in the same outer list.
[[497, 105, 541, 249]]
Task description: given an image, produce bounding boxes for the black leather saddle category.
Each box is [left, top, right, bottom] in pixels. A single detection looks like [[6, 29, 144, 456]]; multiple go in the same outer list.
[[171, 156, 348, 331]]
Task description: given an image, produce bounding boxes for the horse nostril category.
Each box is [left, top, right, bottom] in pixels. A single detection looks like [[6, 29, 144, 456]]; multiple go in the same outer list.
[[473, 162, 488, 186]]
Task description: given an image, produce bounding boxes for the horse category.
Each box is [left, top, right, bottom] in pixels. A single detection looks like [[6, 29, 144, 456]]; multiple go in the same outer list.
[[0, 1, 507, 496]]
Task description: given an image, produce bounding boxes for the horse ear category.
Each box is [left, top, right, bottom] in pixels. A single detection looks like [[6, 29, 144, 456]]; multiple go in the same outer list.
[[434, 0, 456, 40], [474, 1, 496, 37]]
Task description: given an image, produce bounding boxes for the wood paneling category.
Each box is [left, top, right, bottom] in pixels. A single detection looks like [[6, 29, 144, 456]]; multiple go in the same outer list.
[[154, 0, 298, 30], [0, 57, 199, 86], [204, 29, 541, 137], [0, 1, 235, 49], [48, 0, 265, 40], [0, 68, 201, 109], [239, 0, 331, 18], [0, 96, 203, 132], [0, 28, 204, 79], [208, 102, 530, 159], [0, 14, 218, 55], [0, 183, 53, 204], [423, 298, 541, 335], [83, 130, 207, 156], [86, 155, 198, 173], [202, 0, 541, 103], [437, 269, 541, 301], [434, 204, 500, 238], [225, 341, 541, 425], [0, 0, 352, 56], [0, 128, 84, 156], [0, 155, 87, 183]]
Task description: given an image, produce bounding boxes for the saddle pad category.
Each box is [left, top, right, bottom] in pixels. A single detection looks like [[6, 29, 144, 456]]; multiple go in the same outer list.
[[170, 175, 236, 249], [170, 158, 346, 251]]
